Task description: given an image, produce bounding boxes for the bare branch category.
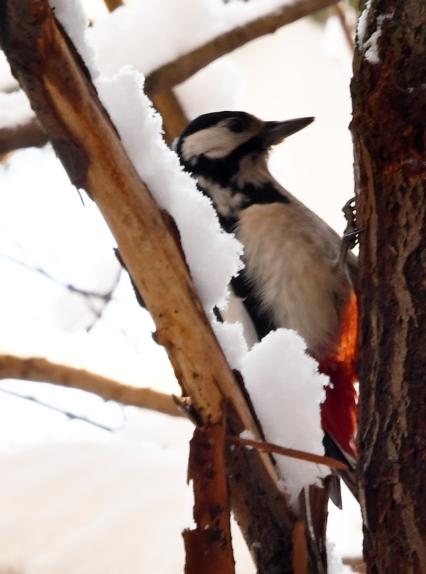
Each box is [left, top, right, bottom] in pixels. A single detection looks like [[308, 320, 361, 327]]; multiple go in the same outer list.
[[144, 0, 339, 94], [86, 267, 122, 331], [1, 253, 119, 301], [334, 2, 354, 52], [0, 354, 182, 417], [184, 424, 235, 574], [227, 435, 348, 470], [0, 117, 48, 154], [151, 90, 188, 146]]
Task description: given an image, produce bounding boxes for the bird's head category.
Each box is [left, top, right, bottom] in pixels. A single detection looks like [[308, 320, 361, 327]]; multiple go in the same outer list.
[[176, 111, 314, 184]]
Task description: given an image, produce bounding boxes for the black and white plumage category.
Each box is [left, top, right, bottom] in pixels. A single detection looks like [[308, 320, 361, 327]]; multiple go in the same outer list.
[[176, 111, 359, 502], [176, 111, 357, 359]]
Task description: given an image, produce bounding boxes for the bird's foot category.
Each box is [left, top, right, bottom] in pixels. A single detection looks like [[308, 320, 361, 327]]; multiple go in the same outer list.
[[342, 197, 360, 250], [338, 197, 360, 266]]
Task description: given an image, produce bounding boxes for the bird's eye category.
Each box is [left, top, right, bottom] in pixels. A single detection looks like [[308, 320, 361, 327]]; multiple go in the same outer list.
[[228, 118, 246, 133]]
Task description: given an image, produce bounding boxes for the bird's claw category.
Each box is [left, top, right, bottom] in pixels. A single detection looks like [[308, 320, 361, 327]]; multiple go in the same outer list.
[[337, 197, 361, 267], [342, 197, 360, 251]]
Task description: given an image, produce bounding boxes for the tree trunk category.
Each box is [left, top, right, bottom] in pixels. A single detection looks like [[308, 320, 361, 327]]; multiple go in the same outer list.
[[351, 1, 426, 573]]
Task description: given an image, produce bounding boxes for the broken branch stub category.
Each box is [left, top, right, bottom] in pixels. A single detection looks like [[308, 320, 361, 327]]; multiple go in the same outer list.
[[184, 424, 235, 574]]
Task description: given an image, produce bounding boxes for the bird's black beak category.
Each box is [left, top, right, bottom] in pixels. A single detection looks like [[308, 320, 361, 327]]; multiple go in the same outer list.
[[262, 117, 314, 146]]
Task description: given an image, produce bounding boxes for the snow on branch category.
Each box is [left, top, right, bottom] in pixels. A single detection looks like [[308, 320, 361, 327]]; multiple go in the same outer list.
[[0, 1, 342, 569], [0, 354, 181, 417], [0, 2, 299, 569], [144, 0, 340, 94]]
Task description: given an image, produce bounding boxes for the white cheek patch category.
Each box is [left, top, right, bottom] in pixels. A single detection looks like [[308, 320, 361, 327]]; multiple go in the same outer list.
[[181, 125, 244, 161]]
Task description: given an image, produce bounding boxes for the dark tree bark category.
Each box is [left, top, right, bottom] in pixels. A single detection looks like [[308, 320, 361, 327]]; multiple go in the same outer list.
[[351, 1, 426, 573]]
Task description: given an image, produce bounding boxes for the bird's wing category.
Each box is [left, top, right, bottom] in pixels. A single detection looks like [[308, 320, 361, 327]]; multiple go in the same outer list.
[[230, 269, 276, 342]]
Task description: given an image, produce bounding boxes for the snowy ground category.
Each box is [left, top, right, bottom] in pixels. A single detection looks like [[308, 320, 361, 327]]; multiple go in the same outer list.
[[0, 0, 362, 571], [0, 401, 361, 574]]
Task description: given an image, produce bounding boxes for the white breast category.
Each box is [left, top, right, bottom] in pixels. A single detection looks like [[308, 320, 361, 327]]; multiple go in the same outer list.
[[237, 202, 353, 360]]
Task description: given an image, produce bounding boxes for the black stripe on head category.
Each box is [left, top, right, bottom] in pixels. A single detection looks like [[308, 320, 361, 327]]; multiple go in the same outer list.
[[180, 133, 267, 185], [176, 111, 255, 168], [178, 111, 252, 141]]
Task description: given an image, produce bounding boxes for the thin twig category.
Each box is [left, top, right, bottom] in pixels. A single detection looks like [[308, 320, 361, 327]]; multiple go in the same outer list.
[[1, 253, 119, 301], [334, 2, 355, 51], [86, 267, 123, 332], [0, 386, 115, 431], [227, 435, 348, 470]]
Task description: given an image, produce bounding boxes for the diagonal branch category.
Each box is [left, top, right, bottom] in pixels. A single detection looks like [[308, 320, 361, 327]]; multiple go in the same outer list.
[[334, 2, 354, 52], [227, 435, 347, 471], [144, 0, 339, 94]]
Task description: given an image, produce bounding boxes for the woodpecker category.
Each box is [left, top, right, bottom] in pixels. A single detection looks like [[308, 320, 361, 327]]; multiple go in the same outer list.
[[176, 111, 359, 498]]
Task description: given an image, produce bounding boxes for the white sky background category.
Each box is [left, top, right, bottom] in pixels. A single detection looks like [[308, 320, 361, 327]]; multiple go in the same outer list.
[[0, 0, 362, 572]]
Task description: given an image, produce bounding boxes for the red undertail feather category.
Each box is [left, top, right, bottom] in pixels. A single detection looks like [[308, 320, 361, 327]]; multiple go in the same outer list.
[[319, 290, 358, 461]]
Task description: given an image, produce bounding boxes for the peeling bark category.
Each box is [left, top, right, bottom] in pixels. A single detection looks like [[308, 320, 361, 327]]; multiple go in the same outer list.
[[184, 424, 235, 574], [351, 1, 426, 572]]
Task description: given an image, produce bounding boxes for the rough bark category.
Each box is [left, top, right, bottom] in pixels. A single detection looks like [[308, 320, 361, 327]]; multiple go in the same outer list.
[[351, 1, 426, 572], [0, 2, 304, 572]]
